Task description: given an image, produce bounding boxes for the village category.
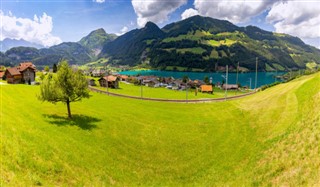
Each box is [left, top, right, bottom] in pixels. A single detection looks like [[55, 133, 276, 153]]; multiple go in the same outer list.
[[0, 62, 245, 99]]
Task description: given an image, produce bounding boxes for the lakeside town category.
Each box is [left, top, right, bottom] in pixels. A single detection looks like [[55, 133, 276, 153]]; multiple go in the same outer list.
[[0, 61, 253, 98]]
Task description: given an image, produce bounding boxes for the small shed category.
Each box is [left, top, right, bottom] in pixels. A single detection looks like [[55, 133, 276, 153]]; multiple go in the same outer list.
[[88, 79, 96, 86], [200, 85, 213, 94], [222, 84, 239, 90]]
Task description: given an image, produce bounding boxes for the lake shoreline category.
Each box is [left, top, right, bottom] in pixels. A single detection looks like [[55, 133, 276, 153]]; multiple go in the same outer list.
[[118, 70, 285, 88]]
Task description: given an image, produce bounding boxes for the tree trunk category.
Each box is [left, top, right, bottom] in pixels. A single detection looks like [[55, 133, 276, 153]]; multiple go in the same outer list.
[[66, 99, 72, 118]]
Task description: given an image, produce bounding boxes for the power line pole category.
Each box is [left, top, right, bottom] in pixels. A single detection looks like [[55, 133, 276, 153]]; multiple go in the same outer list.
[[106, 76, 109, 95], [225, 65, 228, 101], [140, 79, 143, 98], [255, 57, 258, 90], [236, 61, 239, 95], [186, 84, 188, 103]]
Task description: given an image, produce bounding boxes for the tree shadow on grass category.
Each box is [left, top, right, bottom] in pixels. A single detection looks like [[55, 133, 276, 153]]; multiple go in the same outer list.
[[43, 114, 101, 130]]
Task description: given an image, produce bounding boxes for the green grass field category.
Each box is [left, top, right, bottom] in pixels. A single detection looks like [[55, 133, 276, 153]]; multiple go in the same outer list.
[[1, 72, 319, 186], [94, 81, 249, 100]]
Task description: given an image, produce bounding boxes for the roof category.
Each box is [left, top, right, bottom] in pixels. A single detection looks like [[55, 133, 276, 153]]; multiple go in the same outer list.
[[222, 84, 239, 89], [119, 75, 128, 79], [6, 67, 21, 76], [18, 62, 36, 72], [20, 62, 34, 67], [18, 66, 36, 72], [200, 85, 213, 92], [0, 71, 4, 78], [100, 75, 118, 82]]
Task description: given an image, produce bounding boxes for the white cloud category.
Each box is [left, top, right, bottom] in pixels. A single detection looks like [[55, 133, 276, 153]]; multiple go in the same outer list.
[[131, 0, 187, 28], [181, 8, 199, 20], [267, 1, 320, 39], [0, 11, 62, 47], [120, 26, 128, 34], [93, 0, 105, 3], [116, 26, 129, 36], [191, 0, 278, 24]]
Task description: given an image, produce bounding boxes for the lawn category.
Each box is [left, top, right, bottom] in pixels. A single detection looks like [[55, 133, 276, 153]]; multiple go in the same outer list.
[[94, 81, 250, 100], [205, 39, 237, 47], [1, 72, 319, 186]]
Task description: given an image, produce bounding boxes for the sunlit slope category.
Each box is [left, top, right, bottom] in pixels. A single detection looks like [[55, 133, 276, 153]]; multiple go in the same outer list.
[[0, 72, 319, 186]]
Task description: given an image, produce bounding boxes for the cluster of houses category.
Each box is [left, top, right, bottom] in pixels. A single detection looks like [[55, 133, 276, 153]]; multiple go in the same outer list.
[[1, 62, 240, 93], [89, 74, 239, 93], [1, 62, 36, 84]]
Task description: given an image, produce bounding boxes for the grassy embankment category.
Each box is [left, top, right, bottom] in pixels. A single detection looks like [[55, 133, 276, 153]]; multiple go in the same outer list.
[[1, 72, 319, 186]]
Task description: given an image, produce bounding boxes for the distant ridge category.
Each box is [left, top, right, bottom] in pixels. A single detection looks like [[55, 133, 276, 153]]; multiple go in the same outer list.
[[1, 15, 319, 71], [0, 38, 44, 52], [100, 15, 320, 71]]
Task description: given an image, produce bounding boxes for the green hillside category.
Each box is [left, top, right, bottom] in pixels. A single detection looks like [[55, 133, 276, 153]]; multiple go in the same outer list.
[[1, 29, 116, 66], [101, 16, 320, 71], [79, 28, 117, 57], [1, 72, 319, 185], [2, 16, 319, 70]]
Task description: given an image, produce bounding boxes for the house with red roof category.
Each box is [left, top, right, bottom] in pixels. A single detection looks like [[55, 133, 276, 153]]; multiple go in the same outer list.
[[4, 62, 36, 84]]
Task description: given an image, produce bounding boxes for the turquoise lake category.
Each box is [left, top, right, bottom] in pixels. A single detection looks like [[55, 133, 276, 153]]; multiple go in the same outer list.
[[119, 70, 285, 88]]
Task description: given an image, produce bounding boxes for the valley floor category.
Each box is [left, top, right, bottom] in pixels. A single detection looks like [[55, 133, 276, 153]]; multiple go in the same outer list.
[[0, 72, 319, 186]]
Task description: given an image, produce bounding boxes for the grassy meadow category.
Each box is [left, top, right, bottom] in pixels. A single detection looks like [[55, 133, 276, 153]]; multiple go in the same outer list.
[[0, 72, 319, 186], [94, 81, 249, 100]]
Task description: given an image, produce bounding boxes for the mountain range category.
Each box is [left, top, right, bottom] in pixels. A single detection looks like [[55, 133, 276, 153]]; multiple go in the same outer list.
[[1, 15, 320, 71], [0, 38, 44, 52]]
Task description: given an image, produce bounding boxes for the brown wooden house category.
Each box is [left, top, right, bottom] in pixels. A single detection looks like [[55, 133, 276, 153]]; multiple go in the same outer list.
[[5, 62, 36, 84], [98, 75, 119, 88]]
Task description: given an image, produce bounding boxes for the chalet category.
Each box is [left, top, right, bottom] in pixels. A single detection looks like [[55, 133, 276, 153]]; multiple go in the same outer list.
[[88, 79, 96, 86], [200, 85, 213, 93], [98, 75, 119, 88], [222, 84, 239, 90], [5, 67, 23, 84], [5, 62, 36, 84]]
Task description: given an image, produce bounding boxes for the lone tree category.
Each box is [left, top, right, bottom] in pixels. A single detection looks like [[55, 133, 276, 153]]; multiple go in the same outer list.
[[38, 61, 90, 118]]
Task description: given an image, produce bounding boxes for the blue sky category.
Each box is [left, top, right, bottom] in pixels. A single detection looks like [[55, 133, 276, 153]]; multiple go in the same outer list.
[[1, 0, 319, 48]]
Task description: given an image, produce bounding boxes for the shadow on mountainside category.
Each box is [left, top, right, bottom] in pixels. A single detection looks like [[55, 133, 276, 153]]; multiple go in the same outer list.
[[43, 114, 100, 130]]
